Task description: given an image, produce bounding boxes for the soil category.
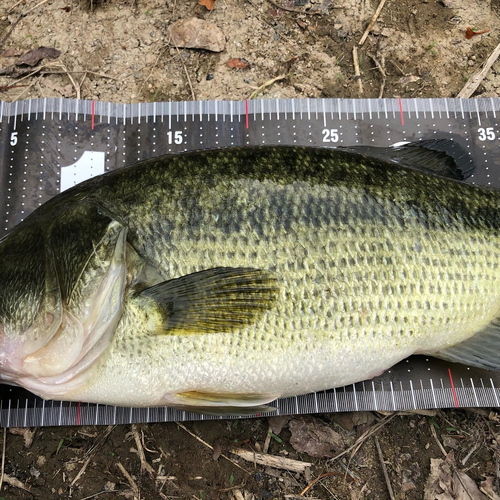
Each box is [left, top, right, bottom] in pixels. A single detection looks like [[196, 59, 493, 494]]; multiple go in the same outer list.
[[1, 0, 500, 499]]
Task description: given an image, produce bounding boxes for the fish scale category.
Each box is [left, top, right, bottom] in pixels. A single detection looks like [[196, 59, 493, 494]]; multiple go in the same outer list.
[[0, 97, 500, 426]]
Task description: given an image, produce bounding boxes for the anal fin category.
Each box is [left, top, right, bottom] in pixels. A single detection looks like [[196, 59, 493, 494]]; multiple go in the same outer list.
[[164, 391, 278, 416], [432, 319, 500, 370]]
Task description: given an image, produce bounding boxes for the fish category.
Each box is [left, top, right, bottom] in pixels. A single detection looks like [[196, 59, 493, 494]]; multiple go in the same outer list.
[[0, 144, 499, 413]]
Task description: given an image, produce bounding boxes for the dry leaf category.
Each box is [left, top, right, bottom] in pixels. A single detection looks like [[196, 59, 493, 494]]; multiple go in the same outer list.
[[480, 477, 500, 500], [15, 47, 60, 67], [289, 416, 344, 458], [199, 0, 215, 9], [268, 416, 291, 435], [400, 75, 420, 85], [465, 27, 489, 39], [453, 471, 488, 500], [226, 58, 249, 69], [296, 19, 307, 29]]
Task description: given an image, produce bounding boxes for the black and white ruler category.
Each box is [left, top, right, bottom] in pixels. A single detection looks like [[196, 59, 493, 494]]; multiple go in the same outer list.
[[0, 97, 499, 427]]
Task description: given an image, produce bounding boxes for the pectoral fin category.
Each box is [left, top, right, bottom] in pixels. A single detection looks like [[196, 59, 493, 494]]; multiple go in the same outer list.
[[164, 391, 278, 415], [141, 267, 280, 335]]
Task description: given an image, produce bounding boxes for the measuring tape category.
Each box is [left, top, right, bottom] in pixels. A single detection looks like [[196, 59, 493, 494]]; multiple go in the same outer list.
[[0, 97, 499, 427]]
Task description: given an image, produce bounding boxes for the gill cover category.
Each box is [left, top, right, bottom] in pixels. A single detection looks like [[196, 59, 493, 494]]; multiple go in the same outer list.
[[1, 200, 128, 399]]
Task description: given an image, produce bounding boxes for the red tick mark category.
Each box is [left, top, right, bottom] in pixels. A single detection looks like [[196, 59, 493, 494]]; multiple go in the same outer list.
[[448, 368, 459, 408], [91, 101, 95, 131], [245, 100, 249, 129], [398, 98, 404, 126], [76, 402, 81, 425]]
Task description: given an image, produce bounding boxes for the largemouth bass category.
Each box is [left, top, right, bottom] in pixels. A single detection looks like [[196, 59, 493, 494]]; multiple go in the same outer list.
[[0, 145, 499, 412]]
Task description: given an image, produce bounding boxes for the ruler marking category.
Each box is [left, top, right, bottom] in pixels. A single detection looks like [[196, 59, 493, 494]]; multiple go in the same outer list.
[[409, 380, 417, 409], [43, 98, 47, 120], [184, 101, 187, 122], [459, 99, 465, 119], [113, 406, 117, 425], [337, 98, 341, 120], [276, 98, 280, 120], [76, 402, 81, 425], [333, 388, 338, 412], [314, 392, 319, 413], [474, 99, 482, 126], [58, 401, 63, 427], [322, 99, 327, 127], [230, 101, 233, 123], [390, 381, 396, 410], [307, 98, 311, 120], [215, 100, 218, 122], [352, 384, 359, 411], [292, 99, 296, 120], [6, 400, 10, 428], [91, 101, 95, 130], [490, 97, 497, 118], [295, 396, 299, 414], [372, 381, 378, 411], [169, 101, 172, 128], [429, 99, 434, 119], [448, 368, 459, 407], [383, 99, 388, 119], [13, 101, 17, 130], [95, 404, 99, 425], [352, 99, 356, 120], [368, 99, 373, 120], [470, 378, 479, 407], [444, 98, 450, 119], [40, 399, 45, 427], [398, 98, 404, 126], [491, 379, 500, 406], [245, 100, 249, 129]]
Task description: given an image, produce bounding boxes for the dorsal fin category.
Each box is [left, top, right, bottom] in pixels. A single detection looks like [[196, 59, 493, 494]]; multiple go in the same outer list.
[[340, 139, 474, 181]]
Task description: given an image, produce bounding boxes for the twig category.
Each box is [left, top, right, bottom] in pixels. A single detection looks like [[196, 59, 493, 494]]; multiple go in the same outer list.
[[352, 46, 363, 95], [0, 428, 5, 492], [368, 53, 386, 98], [331, 414, 397, 462], [374, 436, 395, 500], [461, 443, 480, 466], [132, 424, 156, 478], [3, 475, 31, 493], [60, 63, 80, 100], [71, 426, 115, 487], [249, 74, 286, 100], [230, 448, 311, 474], [117, 462, 139, 499], [430, 424, 447, 457], [81, 490, 119, 500], [263, 428, 272, 454], [173, 44, 195, 101], [299, 472, 354, 497], [175, 422, 250, 474], [457, 41, 500, 98], [7, 0, 26, 13], [359, 0, 388, 46]]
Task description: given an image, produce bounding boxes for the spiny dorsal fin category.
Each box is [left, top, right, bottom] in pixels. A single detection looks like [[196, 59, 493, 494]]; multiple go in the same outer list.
[[141, 267, 280, 335], [433, 318, 500, 371], [340, 139, 474, 181]]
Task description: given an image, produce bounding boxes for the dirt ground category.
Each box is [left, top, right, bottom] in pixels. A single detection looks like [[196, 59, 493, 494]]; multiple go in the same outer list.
[[2, 0, 500, 499]]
